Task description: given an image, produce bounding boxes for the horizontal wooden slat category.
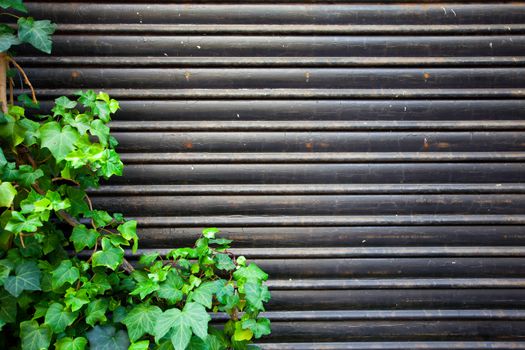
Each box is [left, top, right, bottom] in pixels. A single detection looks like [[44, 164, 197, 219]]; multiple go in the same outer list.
[[266, 278, 525, 290], [21, 35, 525, 57], [25, 4, 525, 25], [36, 100, 525, 121], [91, 183, 525, 195], [26, 68, 525, 89], [129, 246, 525, 258], [111, 131, 525, 152], [113, 163, 525, 184], [17, 56, 525, 67], [268, 289, 525, 310], [259, 341, 525, 350], [128, 215, 525, 227], [91, 194, 525, 216], [130, 226, 525, 248]]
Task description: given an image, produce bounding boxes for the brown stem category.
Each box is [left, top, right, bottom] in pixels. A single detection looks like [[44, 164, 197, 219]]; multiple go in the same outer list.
[[0, 53, 7, 113], [8, 77, 14, 105], [51, 177, 80, 186], [6, 56, 37, 104]]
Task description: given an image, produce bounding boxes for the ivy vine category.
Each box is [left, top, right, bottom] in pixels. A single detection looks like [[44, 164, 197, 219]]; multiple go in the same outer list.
[[0, 1, 271, 349]]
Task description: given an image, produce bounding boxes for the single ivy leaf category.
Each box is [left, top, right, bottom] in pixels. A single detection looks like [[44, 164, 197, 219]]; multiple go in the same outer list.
[[66, 187, 90, 216], [0, 0, 27, 12], [55, 96, 77, 109], [138, 252, 158, 266], [154, 304, 211, 350], [85, 210, 113, 228], [15, 165, 44, 187], [244, 282, 271, 312], [55, 336, 88, 350], [0, 260, 10, 286], [90, 119, 110, 146], [0, 182, 16, 207], [183, 302, 211, 340], [17, 94, 40, 109], [202, 227, 219, 239], [17, 17, 56, 54], [233, 263, 268, 287], [241, 318, 271, 339], [0, 32, 19, 52], [45, 302, 78, 333], [187, 336, 210, 350], [117, 220, 138, 253], [5, 211, 43, 234], [86, 325, 130, 350], [214, 254, 235, 271], [51, 260, 80, 289], [0, 290, 16, 323], [86, 299, 109, 326], [39, 122, 80, 161], [130, 278, 159, 299], [4, 260, 41, 297], [70, 224, 99, 252], [122, 304, 162, 342], [20, 320, 52, 350], [233, 321, 253, 342], [191, 280, 220, 309], [128, 340, 149, 350], [91, 238, 124, 270]]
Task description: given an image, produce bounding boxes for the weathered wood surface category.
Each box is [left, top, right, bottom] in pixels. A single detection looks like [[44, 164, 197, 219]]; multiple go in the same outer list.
[[23, 1, 525, 348]]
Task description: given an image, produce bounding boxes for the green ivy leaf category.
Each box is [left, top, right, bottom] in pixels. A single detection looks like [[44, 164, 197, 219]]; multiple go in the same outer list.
[[5, 211, 43, 234], [39, 122, 80, 161], [157, 270, 184, 305], [117, 220, 138, 253], [214, 254, 235, 271], [90, 119, 110, 146], [242, 318, 271, 339], [70, 224, 99, 252], [190, 280, 221, 309], [17, 17, 56, 54], [243, 282, 271, 312], [45, 302, 78, 333], [51, 260, 80, 289], [233, 321, 252, 342], [128, 340, 149, 350], [202, 227, 219, 239], [86, 325, 130, 350], [91, 238, 124, 270], [85, 210, 112, 228], [4, 260, 41, 297], [20, 320, 52, 350], [0, 181, 16, 207], [17, 94, 40, 109], [122, 304, 162, 342], [86, 299, 108, 326], [55, 336, 88, 350], [0, 290, 16, 323], [0, 0, 27, 12], [233, 263, 268, 287], [130, 278, 159, 299], [0, 32, 19, 52], [154, 302, 210, 347]]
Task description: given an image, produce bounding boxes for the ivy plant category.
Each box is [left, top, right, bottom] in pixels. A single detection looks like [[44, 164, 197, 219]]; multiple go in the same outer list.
[[0, 1, 271, 349]]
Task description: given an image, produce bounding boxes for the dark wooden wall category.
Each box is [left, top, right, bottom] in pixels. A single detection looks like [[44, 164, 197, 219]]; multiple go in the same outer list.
[[19, 1, 525, 349]]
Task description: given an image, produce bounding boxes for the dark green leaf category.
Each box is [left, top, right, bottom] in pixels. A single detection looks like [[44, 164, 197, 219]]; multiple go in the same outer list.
[[86, 299, 109, 326], [0, 0, 27, 12], [86, 325, 130, 350], [51, 260, 80, 289], [45, 302, 78, 333], [70, 224, 99, 252], [0, 290, 16, 323], [191, 280, 221, 309], [20, 320, 52, 350], [4, 260, 41, 297]]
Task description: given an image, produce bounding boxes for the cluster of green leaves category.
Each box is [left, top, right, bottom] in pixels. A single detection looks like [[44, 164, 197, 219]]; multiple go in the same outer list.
[[0, 90, 271, 349], [1, 0, 56, 54]]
